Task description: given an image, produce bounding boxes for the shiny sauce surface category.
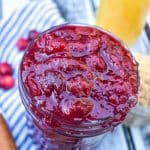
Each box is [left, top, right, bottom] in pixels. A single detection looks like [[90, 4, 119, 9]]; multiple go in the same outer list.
[[21, 25, 138, 126]]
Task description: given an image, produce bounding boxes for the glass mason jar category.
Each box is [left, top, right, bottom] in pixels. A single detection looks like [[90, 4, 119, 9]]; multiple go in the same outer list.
[[18, 24, 138, 150]]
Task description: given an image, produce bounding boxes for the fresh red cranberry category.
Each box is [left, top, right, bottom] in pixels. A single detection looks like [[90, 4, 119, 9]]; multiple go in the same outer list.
[[0, 75, 14, 89], [0, 63, 12, 75], [28, 30, 39, 41], [16, 38, 28, 51]]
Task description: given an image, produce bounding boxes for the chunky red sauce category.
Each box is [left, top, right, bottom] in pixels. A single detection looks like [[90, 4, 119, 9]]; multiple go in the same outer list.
[[21, 25, 138, 128]]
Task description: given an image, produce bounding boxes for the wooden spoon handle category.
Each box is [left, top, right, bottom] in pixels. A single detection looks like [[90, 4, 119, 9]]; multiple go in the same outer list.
[[0, 114, 17, 150]]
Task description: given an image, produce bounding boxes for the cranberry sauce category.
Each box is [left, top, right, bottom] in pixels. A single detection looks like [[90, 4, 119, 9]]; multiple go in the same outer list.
[[20, 25, 138, 128]]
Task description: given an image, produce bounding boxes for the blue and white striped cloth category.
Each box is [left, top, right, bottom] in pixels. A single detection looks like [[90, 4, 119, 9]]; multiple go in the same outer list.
[[0, 1, 64, 149]]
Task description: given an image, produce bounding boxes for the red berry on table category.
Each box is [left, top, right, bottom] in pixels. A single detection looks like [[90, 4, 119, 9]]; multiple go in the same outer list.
[[16, 38, 28, 51], [28, 30, 39, 41], [0, 75, 15, 89], [0, 63, 12, 75]]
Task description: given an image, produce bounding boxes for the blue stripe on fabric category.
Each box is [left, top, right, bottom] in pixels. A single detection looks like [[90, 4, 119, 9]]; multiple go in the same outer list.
[[1, 4, 39, 58], [2, 90, 19, 110], [11, 119, 26, 141], [51, 15, 65, 26], [0, 11, 17, 32], [37, 10, 61, 28], [0, 101, 2, 113], [10, 110, 25, 129], [18, 135, 32, 150], [4, 103, 27, 148], [23, 138, 35, 150], [42, 11, 63, 29], [7, 101, 21, 120], [12, 53, 23, 69], [0, 5, 30, 45], [14, 118, 26, 140], [1, 89, 18, 109], [12, 115, 26, 142], [26, 142, 35, 150], [5, 97, 20, 118], [28, 7, 58, 31], [5, 96, 19, 113], [0, 87, 18, 105], [17, 130, 30, 149], [0, 6, 28, 60], [10, 111, 25, 132], [15, 125, 28, 142]]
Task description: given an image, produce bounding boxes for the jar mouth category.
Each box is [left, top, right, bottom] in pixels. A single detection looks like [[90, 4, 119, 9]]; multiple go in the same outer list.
[[18, 23, 139, 137]]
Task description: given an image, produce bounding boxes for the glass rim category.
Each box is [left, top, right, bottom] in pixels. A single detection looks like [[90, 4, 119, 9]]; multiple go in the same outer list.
[[18, 23, 139, 135]]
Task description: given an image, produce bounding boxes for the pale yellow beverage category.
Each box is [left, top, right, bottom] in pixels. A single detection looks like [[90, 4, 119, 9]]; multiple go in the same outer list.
[[96, 0, 150, 45]]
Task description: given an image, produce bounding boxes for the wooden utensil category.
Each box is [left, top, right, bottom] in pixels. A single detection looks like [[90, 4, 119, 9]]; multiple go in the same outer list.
[[0, 113, 17, 150]]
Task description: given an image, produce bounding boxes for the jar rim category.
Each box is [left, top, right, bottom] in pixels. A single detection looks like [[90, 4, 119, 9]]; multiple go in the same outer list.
[[18, 23, 139, 137]]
